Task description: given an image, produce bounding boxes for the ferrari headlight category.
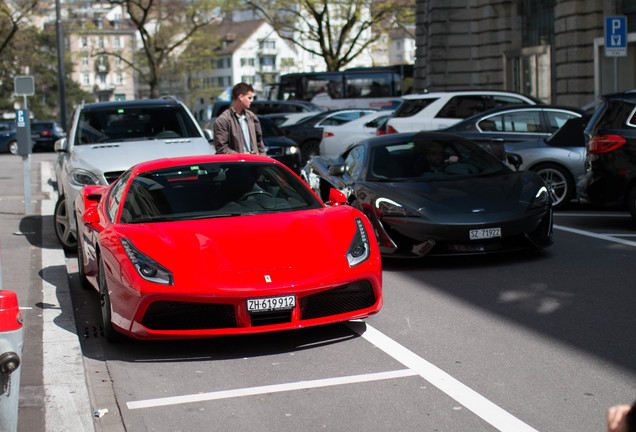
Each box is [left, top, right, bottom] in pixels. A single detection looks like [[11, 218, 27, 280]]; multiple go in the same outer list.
[[70, 169, 101, 186], [120, 238, 173, 285], [529, 186, 549, 209], [375, 197, 407, 216], [346, 218, 371, 267]]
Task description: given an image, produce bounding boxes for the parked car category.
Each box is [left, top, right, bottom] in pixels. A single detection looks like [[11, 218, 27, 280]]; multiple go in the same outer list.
[[0, 120, 18, 154], [386, 90, 541, 134], [31, 121, 66, 152], [579, 90, 636, 221], [319, 110, 394, 159], [281, 109, 376, 163], [202, 100, 324, 128], [259, 116, 302, 173], [504, 114, 590, 209], [74, 154, 382, 340], [442, 105, 584, 161], [54, 97, 214, 252], [261, 112, 320, 127], [301, 132, 553, 257]]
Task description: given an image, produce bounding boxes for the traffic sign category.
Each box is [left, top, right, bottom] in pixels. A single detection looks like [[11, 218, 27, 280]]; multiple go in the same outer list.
[[605, 16, 627, 57]]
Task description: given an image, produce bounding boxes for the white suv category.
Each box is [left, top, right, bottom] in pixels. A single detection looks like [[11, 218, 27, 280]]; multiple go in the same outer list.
[[53, 97, 214, 251], [386, 90, 540, 134]]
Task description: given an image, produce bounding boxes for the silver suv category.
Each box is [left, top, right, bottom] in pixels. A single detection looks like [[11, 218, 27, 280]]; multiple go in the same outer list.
[[53, 97, 214, 251], [386, 90, 540, 133]]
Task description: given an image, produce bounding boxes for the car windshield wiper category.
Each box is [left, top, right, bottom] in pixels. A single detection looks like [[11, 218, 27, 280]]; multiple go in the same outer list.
[[128, 216, 176, 223], [130, 212, 243, 223], [185, 212, 242, 220]]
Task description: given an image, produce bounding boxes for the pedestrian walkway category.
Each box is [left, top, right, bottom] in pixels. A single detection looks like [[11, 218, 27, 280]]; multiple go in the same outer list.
[[0, 154, 94, 431]]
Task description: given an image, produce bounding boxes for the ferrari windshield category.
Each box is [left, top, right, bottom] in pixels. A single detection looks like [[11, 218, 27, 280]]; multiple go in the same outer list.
[[120, 162, 323, 223], [367, 136, 508, 181], [76, 105, 201, 144]]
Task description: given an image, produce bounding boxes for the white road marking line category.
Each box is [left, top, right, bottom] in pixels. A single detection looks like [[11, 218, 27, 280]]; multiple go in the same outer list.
[[554, 224, 636, 248], [554, 212, 630, 217], [351, 324, 539, 432], [126, 369, 417, 410]]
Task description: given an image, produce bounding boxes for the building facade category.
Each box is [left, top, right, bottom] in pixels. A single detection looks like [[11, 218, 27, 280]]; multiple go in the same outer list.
[[62, 2, 137, 102], [415, 0, 636, 107]]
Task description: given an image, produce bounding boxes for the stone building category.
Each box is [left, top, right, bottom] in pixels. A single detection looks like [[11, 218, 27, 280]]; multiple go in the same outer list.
[[414, 0, 636, 107]]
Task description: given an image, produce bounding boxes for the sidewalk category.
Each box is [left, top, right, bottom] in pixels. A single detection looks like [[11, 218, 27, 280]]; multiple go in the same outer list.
[[0, 154, 94, 431]]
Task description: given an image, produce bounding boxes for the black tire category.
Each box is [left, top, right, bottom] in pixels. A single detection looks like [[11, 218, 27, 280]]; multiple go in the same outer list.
[[54, 195, 78, 252], [98, 258, 123, 342], [628, 185, 636, 223], [301, 140, 320, 165], [76, 221, 91, 289], [8, 140, 18, 155], [530, 163, 574, 210]]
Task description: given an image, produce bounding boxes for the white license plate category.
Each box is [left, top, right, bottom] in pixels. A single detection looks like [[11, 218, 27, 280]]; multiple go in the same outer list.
[[469, 227, 501, 240], [247, 295, 296, 313]]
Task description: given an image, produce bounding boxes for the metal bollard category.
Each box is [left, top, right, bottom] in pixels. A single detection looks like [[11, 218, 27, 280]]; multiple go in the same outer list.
[[0, 290, 23, 432]]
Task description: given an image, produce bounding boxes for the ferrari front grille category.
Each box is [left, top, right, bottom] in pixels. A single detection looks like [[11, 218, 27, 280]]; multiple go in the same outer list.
[[300, 281, 376, 320], [141, 301, 236, 330]]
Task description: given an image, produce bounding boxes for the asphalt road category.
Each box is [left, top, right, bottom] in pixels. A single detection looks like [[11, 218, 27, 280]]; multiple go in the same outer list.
[[2, 152, 636, 431]]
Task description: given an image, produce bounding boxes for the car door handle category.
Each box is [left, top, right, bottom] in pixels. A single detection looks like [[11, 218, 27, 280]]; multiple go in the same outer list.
[[489, 138, 505, 142]]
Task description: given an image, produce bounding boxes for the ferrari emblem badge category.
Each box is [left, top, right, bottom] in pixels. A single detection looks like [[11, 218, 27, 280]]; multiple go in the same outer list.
[[264, 275, 272, 283]]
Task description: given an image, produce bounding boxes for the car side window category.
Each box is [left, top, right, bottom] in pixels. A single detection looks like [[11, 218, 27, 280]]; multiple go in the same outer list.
[[343, 145, 366, 180], [394, 98, 438, 117], [106, 171, 131, 222], [478, 111, 542, 133], [438, 95, 528, 119], [546, 111, 579, 133], [438, 96, 493, 119]]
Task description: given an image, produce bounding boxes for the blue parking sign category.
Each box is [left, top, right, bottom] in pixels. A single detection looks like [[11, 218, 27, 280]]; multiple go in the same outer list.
[[605, 16, 627, 57]]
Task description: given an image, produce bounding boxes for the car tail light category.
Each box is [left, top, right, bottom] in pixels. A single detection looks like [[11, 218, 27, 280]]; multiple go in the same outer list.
[[386, 125, 398, 134], [42, 131, 53, 137], [280, 127, 288, 135], [376, 129, 386, 136], [588, 135, 626, 153], [323, 132, 334, 138]]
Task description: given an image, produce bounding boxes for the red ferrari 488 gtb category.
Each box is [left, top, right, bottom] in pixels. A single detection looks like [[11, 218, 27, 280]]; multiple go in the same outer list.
[[75, 154, 382, 340]]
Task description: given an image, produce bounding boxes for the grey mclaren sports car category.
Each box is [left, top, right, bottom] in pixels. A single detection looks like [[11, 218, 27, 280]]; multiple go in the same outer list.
[[301, 132, 553, 257]]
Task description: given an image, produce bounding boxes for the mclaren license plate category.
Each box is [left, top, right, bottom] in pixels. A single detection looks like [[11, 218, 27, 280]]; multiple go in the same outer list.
[[247, 295, 296, 313], [469, 227, 501, 240]]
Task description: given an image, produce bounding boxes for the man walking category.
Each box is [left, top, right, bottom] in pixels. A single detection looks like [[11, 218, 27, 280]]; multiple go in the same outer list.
[[213, 82, 266, 155]]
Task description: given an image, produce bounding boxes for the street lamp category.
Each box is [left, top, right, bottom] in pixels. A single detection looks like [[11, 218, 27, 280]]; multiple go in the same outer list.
[[55, 0, 67, 129]]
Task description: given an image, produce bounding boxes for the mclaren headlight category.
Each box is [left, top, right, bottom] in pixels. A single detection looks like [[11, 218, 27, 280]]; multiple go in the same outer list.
[[375, 197, 408, 217], [120, 238, 173, 285], [70, 168, 101, 186], [529, 186, 549, 209], [346, 217, 371, 267]]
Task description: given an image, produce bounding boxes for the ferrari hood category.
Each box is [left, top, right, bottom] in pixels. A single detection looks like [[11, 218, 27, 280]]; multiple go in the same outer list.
[[369, 172, 539, 219], [120, 207, 358, 289], [71, 138, 213, 176]]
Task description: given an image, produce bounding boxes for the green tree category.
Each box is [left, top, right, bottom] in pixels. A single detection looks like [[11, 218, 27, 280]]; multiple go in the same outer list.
[[0, 25, 94, 121], [244, 0, 415, 71], [0, 0, 38, 55], [102, 0, 223, 98]]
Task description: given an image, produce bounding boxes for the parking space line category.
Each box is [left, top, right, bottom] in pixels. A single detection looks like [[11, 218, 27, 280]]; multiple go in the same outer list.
[[554, 224, 636, 248], [554, 212, 630, 218], [126, 368, 417, 410], [350, 323, 539, 432]]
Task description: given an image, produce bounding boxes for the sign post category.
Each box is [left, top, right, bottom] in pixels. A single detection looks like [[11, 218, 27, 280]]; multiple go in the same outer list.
[[14, 76, 34, 214], [605, 16, 628, 92]]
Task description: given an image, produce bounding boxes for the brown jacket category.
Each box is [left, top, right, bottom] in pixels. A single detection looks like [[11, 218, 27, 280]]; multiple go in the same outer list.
[[213, 107, 266, 155]]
